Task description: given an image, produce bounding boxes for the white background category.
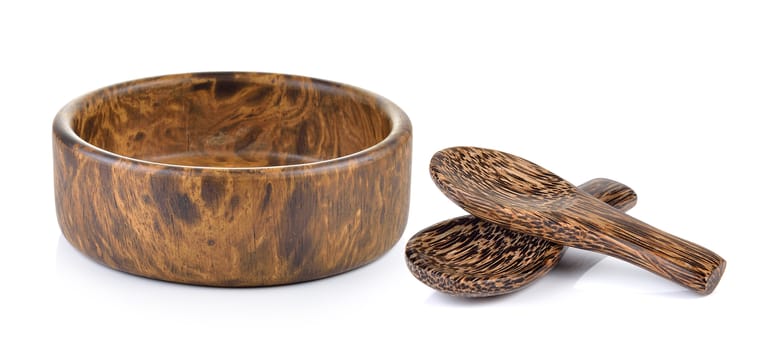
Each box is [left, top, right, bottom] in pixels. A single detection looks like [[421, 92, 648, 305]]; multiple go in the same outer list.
[[1, 1, 771, 348]]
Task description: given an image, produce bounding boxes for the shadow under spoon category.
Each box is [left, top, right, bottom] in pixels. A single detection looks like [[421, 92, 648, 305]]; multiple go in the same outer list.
[[430, 146, 726, 295], [406, 178, 637, 297]]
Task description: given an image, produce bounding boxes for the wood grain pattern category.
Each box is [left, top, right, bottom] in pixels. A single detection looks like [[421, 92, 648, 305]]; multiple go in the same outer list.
[[406, 178, 637, 297], [431, 147, 725, 295], [53, 72, 412, 286]]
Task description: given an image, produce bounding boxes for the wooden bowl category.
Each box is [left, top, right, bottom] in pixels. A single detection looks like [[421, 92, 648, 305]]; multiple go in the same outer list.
[[52, 72, 412, 286]]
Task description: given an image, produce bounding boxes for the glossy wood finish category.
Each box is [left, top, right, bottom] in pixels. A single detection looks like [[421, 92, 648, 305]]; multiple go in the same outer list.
[[431, 147, 725, 295], [53, 72, 412, 286], [406, 178, 637, 297]]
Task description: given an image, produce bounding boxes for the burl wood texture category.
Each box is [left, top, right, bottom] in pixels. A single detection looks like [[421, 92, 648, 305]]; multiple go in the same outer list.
[[431, 147, 725, 295], [53, 72, 412, 286], [406, 178, 637, 297]]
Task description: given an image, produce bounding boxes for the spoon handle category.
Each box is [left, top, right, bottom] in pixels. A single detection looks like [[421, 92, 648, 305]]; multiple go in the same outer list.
[[572, 193, 726, 294], [575, 178, 637, 212]]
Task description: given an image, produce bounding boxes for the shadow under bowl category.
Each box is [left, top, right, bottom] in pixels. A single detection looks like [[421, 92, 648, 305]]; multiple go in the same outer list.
[[53, 72, 412, 286]]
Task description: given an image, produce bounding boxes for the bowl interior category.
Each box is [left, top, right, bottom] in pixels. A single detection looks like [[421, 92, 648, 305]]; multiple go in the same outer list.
[[69, 73, 393, 167]]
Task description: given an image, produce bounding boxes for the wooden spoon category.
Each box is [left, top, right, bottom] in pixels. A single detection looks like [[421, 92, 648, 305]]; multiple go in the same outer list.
[[406, 178, 637, 297], [430, 147, 726, 295]]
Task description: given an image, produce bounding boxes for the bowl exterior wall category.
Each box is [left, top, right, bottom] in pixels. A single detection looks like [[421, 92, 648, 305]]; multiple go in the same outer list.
[[53, 131, 410, 286]]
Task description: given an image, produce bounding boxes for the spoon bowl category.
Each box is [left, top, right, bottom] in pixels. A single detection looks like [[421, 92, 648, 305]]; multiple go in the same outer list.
[[432, 148, 577, 212]]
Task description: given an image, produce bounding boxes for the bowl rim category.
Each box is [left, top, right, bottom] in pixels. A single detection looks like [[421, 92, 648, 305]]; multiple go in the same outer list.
[[53, 71, 411, 174]]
